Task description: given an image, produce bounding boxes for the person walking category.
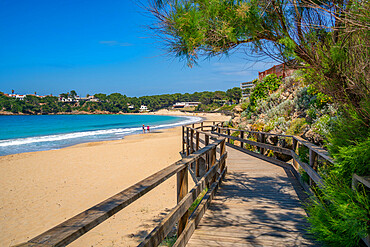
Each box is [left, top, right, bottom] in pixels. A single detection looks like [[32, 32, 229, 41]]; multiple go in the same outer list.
[[147, 125, 150, 132], [142, 124, 145, 133]]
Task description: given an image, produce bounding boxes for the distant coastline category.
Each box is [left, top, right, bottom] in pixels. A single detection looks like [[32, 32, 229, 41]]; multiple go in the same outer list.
[[0, 110, 121, 115]]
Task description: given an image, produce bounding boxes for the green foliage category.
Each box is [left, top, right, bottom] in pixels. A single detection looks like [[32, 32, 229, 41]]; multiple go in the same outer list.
[[226, 87, 242, 103], [188, 188, 208, 215], [0, 88, 236, 115], [298, 145, 310, 164], [286, 118, 307, 135], [249, 75, 282, 109], [306, 174, 370, 246], [306, 110, 370, 246]]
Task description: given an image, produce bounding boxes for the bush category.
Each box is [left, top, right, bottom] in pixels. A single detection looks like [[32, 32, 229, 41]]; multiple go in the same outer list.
[[306, 110, 370, 246], [286, 118, 308, 135], [249, 74, 282, 108], [306, 174, 370, 247]]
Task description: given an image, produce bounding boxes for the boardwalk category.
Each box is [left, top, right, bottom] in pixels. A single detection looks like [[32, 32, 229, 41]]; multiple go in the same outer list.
[[186, 146, 318, 246]]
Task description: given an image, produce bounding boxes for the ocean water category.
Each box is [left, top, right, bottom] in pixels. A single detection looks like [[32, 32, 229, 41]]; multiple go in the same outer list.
[[0, 114, 201, 156]]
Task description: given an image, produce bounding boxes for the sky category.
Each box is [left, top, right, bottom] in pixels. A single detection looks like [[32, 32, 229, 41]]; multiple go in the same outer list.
[[0, 0, 279, 97]]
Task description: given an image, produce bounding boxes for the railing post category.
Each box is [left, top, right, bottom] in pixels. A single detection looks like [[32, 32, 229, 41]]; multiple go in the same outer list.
[[201, 122, 203, 131], [205, 135, 210, 172], [227, 129, 231, 143], [210, 147, 217, 183], [217, 126, 220, 134], [195, 131, 200, 177], [177, 166, 188, 237], [190, 129, 194, 154], [220, 139, 226, 171], [192, 123, 195, 128], [186, 127, 190, 156], [182, 126, 185, 154], [240, 130, 244, 148], [260, 133, 265, 155], [309, 149, 318, 186], [292, 138, 298, 169], [195, 132, 200, 151]]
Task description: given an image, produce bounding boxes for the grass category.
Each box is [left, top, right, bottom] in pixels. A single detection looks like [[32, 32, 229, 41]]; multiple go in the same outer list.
[[189, 188, 208, 215], [159, 188, 208, 247]]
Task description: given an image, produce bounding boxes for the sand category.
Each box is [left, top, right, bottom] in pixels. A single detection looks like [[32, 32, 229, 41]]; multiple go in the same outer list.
[[0, 113, 230, 247]]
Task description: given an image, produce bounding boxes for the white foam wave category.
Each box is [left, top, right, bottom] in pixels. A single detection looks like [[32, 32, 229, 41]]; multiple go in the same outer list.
[[0, 116, 201, 147]]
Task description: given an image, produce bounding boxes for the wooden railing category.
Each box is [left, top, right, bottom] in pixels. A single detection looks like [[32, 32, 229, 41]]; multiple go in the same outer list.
[[14, 121, 227, 247], [211, 123, 333, 193]]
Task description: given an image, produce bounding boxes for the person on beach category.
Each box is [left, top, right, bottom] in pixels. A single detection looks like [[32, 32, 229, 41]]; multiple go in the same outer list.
[[147, 125, 150, 132], [142, 124, 145, 133]]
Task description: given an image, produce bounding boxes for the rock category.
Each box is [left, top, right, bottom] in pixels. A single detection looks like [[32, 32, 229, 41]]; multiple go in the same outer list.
[[234, 105, 243, 112], [232, 117, 241, 126], [302, 129, 325, 146]]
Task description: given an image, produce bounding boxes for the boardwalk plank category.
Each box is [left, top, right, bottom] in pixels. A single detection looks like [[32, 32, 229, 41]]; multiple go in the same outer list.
[[185, 146, 318, 247]]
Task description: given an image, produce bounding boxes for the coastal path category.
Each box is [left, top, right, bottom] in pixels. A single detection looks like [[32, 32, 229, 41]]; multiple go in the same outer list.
[[15, 121, 336, 247], [185, 146, 316, 246]]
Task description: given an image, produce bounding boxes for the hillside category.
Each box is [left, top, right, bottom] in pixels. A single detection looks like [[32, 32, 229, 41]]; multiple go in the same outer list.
[[229, 72, 336, 146]]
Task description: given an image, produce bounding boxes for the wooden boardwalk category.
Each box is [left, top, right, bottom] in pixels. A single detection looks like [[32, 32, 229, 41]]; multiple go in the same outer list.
[[186, 146, 319, 247]]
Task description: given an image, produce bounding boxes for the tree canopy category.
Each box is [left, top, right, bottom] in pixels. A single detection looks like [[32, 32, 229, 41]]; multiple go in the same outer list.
[[148, 0, 370, 123]]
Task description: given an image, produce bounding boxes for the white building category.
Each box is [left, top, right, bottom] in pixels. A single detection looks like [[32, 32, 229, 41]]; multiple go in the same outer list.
[[9, 94, 26, 100], [240, 81, 255, 99], [173, 102, 201, 108], [140, 105, 149, 112]]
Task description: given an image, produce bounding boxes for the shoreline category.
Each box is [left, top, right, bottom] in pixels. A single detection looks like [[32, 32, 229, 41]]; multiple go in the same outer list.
[[0, 109, 218, 116], [0, 112, 211, 157], [0, 113, 230, 246]]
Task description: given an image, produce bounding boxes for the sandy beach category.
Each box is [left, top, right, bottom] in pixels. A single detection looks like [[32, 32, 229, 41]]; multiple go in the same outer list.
[[0, 113, 230, 247]]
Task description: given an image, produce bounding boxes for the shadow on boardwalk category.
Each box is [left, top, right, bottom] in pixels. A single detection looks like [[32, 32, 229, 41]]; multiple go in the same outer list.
[[186, 147, 319, 247]]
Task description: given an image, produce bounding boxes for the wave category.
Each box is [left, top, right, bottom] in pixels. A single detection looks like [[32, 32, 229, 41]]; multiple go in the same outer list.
[[0, 116, 202, 148]]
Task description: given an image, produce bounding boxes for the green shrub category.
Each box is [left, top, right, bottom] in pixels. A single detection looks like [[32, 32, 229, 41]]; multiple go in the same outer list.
[[312, 114, 333, 138], [306, 110, 370, 246], [286, 118, 308, 135], [249, 74, 282, 108], [306, 174, 370, 247]]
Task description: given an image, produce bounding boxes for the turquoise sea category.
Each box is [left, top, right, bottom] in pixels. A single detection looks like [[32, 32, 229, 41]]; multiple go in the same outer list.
[[0, 114, 201, 156]]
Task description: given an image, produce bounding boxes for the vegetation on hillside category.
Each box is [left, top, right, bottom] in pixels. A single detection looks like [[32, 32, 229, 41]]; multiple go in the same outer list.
[[0, 87, 241, 115], [147, 0, 369, 245]]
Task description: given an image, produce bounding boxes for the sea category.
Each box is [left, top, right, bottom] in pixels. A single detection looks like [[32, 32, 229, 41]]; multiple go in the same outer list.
[[0, 114, 201, 156]]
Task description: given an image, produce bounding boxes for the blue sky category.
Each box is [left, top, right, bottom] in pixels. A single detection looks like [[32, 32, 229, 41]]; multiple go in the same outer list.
[[0, 0, 278, 97]]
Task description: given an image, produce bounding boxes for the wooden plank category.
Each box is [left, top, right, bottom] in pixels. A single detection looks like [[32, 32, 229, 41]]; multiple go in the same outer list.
[[240, 131, 244, 148], [260, 133, 265, 154], [22, 160, 188, 247], [292, 152, 323, 188], [173, 168, 227, 247], [19, 141, 222, 247], [213, 132, 292, 156], [195, 132, 199, 151], [186, 127, 190, 156], [139, 154, 225, 247], [182, 126, 185, 154], [177, 166, 189, 237], [217, 126, 294, 138], [190, 129, 194, 154], [352, 174, 370, 190], [294, 136, 333, 163], [292, 138, 298, 169]]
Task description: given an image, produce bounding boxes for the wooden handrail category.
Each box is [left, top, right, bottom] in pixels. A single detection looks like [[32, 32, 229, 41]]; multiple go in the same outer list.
[[15, 122, 228, 247], [139, 152, 227, 247], [210, 125, 333, 191]]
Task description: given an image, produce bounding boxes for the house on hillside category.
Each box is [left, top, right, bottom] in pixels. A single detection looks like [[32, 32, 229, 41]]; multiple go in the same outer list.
[[173, 102, 201, 108], [258, 62, 295, 81], [8, 94, 26, 100], [79, 95, 99, 102], [240, 81, 255, 99], [140, 105, 149, 112]]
